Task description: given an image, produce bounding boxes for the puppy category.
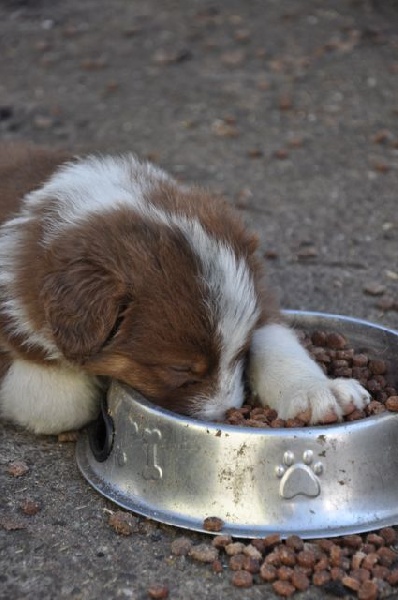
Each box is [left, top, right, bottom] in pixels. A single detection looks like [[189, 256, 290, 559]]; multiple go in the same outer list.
[[0, 143, 370, 434]]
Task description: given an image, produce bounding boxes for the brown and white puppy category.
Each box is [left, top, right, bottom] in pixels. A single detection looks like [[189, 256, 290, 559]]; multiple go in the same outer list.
[[0, 143, 370, 434]]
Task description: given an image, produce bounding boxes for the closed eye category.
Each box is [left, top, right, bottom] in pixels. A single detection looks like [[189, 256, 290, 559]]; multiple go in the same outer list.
[[167, 361, 208, 389], [178, 378, 201, 389], [170, 365, 194, 373], [165, 365, 203, 389]]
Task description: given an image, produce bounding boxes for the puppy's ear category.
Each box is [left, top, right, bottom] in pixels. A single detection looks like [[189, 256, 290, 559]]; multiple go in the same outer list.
[[41, 262, 128, 363]]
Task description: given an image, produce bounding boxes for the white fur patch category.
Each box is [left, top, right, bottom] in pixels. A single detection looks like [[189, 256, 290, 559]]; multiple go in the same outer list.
[[25, 154, 171, 244], [249, 323, 371, 424], [0, 360, 102, 434]]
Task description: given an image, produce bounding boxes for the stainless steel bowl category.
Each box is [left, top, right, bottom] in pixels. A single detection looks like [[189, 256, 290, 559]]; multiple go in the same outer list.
[[76, 311, 398, 539]]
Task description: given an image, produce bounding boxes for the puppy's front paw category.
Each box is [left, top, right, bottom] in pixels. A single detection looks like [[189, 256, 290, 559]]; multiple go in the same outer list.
[[282, 377, 371, 424], [249, 323, 371, 425]]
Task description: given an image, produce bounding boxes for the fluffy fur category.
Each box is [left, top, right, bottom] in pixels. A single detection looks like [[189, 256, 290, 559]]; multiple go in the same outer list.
[[0, 143, 370, 434]]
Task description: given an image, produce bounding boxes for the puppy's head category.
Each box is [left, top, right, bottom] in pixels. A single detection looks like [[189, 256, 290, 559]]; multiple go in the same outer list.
[[41, 201, 268, 420]]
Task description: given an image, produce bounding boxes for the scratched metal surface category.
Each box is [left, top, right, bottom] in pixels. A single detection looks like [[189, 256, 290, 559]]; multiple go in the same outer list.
[[76, 311, 398, 539]]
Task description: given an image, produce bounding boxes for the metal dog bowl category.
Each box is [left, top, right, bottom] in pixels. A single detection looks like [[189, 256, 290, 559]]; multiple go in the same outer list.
[[76, 311, 398, 539]]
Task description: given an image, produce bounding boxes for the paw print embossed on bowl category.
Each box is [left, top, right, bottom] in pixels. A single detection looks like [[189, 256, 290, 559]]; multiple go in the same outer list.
[[76, 311, 398, 539], [275, 449, 324, 499]]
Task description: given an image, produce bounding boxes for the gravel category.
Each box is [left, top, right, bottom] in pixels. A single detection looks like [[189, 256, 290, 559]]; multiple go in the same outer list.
[[1, 0, 398, 598]]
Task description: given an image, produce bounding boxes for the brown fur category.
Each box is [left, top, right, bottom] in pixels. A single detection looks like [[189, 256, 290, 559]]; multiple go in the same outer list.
[[0, 142, 70, 223], [0, 143, 70, 374], [0, 143, 278, 416]]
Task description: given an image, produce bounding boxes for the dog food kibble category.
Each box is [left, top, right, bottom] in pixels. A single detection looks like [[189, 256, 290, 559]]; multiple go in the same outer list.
[[186, 527, 398, 598], [291, 569, 310, 591], [358, 580, 379, 600], [7, 460, 29, 477], [297, 549, 317, 569], [20, 499, 41, 516], [108, 510, 139, 536], [147, 584, 169, 599], [225, 541, 246, 556], [342, 575, 361, 592], [386, 396, 398, 411], [223, 328, 397, 428], [203, 516, 224, 532], [170, 536, 192, 556], [380, 527, 397, 545], [312, 570, 331, 586], [231, 569, 253, 587], [260, 562, 278, 582], [242, 556, 261, 574], [243, 543, 263, 560], [272, 580, 296, 597], [264, 533, 281, 549], [278, 566, 294, 581], [285, 535, 304, 552], [212, 534, 233, 549], [229, 553, 246, 571], [387, 569, 398, 585], [325, 331, 347, 349], [279, 546, 296, 567], [189, 543, 219, 563]]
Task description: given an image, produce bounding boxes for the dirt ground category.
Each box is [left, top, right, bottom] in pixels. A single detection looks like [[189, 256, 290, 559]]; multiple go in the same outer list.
[[1, 0, 398, 598]]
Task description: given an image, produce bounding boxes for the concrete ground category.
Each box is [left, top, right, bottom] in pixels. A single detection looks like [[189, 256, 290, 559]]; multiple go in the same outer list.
[[0, 0, 397, 598]]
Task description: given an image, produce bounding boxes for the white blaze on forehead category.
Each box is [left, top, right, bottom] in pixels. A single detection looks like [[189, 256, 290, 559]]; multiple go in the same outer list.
[[198, 236, 260, 361]]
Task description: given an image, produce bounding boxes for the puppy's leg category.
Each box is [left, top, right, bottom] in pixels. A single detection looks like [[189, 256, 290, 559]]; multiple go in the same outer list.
[[0, 360, 103, 434], [249, 323, 370, 424]]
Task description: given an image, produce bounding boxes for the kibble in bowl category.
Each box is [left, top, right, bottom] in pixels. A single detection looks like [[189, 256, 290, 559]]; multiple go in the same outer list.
[[76, 311, 398, 539], [226, 315, 397, 429]]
